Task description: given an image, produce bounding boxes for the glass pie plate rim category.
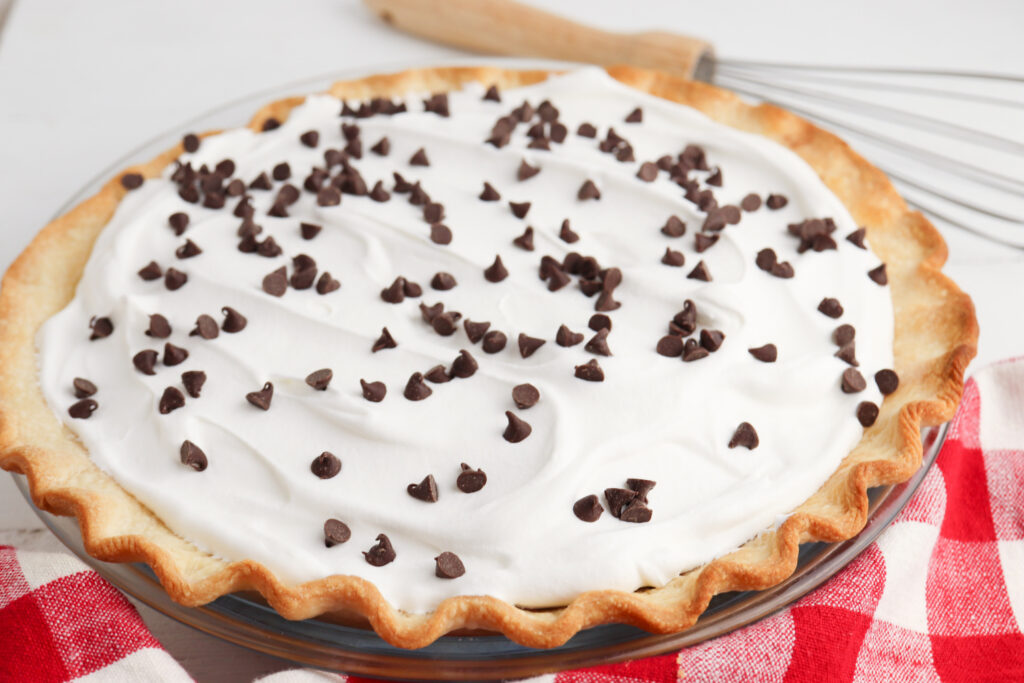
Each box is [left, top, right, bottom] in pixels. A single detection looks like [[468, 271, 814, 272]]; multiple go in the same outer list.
[[13, 59, 944, 681]]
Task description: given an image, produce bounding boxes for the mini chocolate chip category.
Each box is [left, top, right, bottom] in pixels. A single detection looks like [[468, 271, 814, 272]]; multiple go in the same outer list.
[[182, 133, 200, 153], [728, 422, 759, 449], [483, 84, 501, 102], [833, 324, 856, 346], [748, 344, 778, 362], [257, 236, 283, 258], [68, 399, 97, 419], [408, 474, 439, 502], [299, 130, 320, 147], [662, 247, 685, 267], [624, 107, 643, 123], [550, 122, 567, 143], [818, 298, 844, 318], [577, 179, 601, 200], [182, 370, 206, 398], [626, 478, 657, 501], [425, 365, 450, 384], [556, 324, 584, 347], [857, 401, 879, 427], [512, 383, 540, 409], [594, 290, 620, 312], [484, 255, 509, 282], [509, 201, 531, 219], [215, 159, 235, 176], [424, 92, 450, 117], [673, 300, 698, 336], [741, 193, 762, 212], [121, 173, 143, 190], [159, 387, 185, 414], [311, 451, 341, 479], [463, 320, 490, 343], [72, 378, 97, 399], [875, 369, 900, 395], [432, 312, 461, 336], [221, 307, 247, 333], [226, 179, 245, 196], [573, 495, 603, 522], [575, 358, 604, 381], [503, 411, 532, 442], [585, 328, 612, 356], [179, 440, 207, 471], [132, 350, 158, 375], [518, 333, 545, 358], [694, 233, 719, 254], [700, 329, 725, 352], [558, 219, 580, 243], [835, 341, 859, 366], [766, 193, 788, 209], [163, 343, 188, 367], [841, 368, 867, 393], [451, 350, 478, 379], [518, 159, 540, 181], [168, 212, 189, 235], [261, 267, 288, 297], [369, 181, 391, 202], [360, 379, 386, 402], [682, 339, 710, 362], [482, 330, 507, 354], [656, 335, 684, 357], [261, 118, 280, 131], [637, 162, 659, 182], [272, 162, 291, 181], [868, 264, 888, 285], [661, 215, 686, 238], [419, 221, 450, 246], [847, 227, 867, 249], [480, 182, 501, 201], [409, 148, 430, 166], [435, 552, 465, 579], [620, 499, 653, 523], [587, 314, 611, 332], [403, 279, 422, 298], [513, 226, 535, 251], [317, 186, 342, 206], [324, 519, 351, 548], [138, 261, 162, 281], [687, 260, 712, 281], [457, 463, 487, 493], [165, 268, 187, 291], [404, 372, 432, 401], [145, 314, 172, 339], [381, 277, 406, 303], [306, 369, 333, 390], [371, 327, 398, 353], [246, 382, 274, 410], [577, 122, 597, 137], [189, 314, 219, 340], [250, 172, 272, 190], [317, 272, 342, 295], [604, 488, 637, 518], [423, 202, 445, 224], [771, 261, 795, 279], [420, 302, 444, 323]]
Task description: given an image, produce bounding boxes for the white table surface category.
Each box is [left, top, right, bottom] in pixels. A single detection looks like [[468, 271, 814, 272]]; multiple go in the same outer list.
[[1, 0, 1021, 680]]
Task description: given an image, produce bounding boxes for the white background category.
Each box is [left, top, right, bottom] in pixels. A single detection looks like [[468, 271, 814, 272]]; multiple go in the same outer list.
[[0, 1, 1021, 679]]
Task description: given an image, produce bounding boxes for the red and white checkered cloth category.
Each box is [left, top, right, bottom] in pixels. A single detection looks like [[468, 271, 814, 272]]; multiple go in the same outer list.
[[4, 358, 1024, 682]]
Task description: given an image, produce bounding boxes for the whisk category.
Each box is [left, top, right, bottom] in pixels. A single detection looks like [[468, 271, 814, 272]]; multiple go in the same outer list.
[[365, 0, 1024, 249]]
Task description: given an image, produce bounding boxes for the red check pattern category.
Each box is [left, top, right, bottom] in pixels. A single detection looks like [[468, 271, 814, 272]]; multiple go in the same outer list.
[[4, 359, 1024, 682]]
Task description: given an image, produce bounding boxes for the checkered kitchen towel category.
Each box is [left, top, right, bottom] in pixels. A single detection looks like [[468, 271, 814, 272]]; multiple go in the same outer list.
[[3, 358, 1024, 682]]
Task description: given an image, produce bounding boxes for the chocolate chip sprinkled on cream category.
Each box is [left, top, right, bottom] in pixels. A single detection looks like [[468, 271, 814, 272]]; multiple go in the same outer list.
[[588, 314, 611, 332], [834, 324, 856, 346], [479, 182, 501, 201], [868, 264, 888, 285], [132, 350, 158, 375], [682, 339, 709, 362], [425, 365, 450, 384], [164, 268, 187, 291], [835, 341, 858, 366], [573, 495, 604, 522], [182, 133, 200, 153], [875, 369, 900, 395], [409, 148, 430, 166], [450, 350, 479, 379], [841, 368, 867, 393], [261, 118, 280, 132], [457, 463, 487, 493], [518, 333, 545, 358], [512, 383, 540, 409], [577, 179, 601, 200], [637, 162, 659, 182], [625, 107, 643, 123], [728, 422, 759, 449], [857, 401, 879, 427], [163, 343, 189, 367], [380, 277, 406, 304], [483, 84, 501, 102], [577, 122, 597, 137], [175, 239, 202, 260], [305, 369, 333, 391], [518, 159, 541, 181], [138, 261, 162, 281], [694, 233, 718, 253], [221, 307, 247, 333], [818, 298, 844, 318], [513, 226, 535, 251], [766, 193, 788, 209], [435, 552, 465, 579], [662, 248, 685, 267], [262, 267, 288, 297], [459, 319, 488, 344], [121, 173, 143, 190], [146, 314, 172, 339], [158, 387, 185, 414], [556, 325, 584, 347], [748, 344, 778, 363], [68, 399, 98, 419], [249, 173, 272, 190], [188, 314, 218, 340], [360, 379, 386, 403], [182, 371, 206, 398], [656, 335, 684, 357], [179, 440, 207, 471], [661, 215, 686, 238], [585, 328, 612, 356], [404, 372, 432, 401], [687, 260, 712, 282], [432, 312, 461, 337], [509, 201, 531, 219], [847, 228, 867, 249], [604, 488, 636, 519], [72, 378, 97, 399], [403, 279, 423, 298], [246, 382, 274, 410], [699, 329, 725, 352], [484, 255, 509, 282], [620, 498, 653, 523], [559, 219, 580, 244], [503, 411, 532, 443], [430, 272, 457, 290], [316, 272, 341, 294], [429, 223, 453, 245], [575, 359, 604, 381], [741, 193, 762, 212], [89, 316, 114, 340], [324, 519, 351, 547], [307, 452, 341, 481], [168, 212, 189, 235]]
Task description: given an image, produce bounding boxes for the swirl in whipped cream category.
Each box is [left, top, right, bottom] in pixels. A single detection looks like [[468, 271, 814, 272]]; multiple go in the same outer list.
[[37, 68, 893, 612]]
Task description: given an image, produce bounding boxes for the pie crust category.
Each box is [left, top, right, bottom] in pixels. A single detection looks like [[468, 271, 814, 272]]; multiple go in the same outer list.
[[0, 66, 978, 649]]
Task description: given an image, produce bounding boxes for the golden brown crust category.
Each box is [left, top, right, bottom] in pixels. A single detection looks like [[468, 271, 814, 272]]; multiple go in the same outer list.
[[0, 65, 978, 649]]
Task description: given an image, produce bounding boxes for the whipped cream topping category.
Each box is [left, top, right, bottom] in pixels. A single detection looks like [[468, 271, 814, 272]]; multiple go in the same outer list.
[[37, 68, 893, 612]]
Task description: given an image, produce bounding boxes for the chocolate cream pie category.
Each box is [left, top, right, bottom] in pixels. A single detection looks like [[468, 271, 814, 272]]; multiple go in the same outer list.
[[0, 66, 977, 648]]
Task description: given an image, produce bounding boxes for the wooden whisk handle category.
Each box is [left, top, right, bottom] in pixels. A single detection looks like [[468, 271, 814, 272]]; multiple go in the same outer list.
[[363, 0, 715, 81]]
